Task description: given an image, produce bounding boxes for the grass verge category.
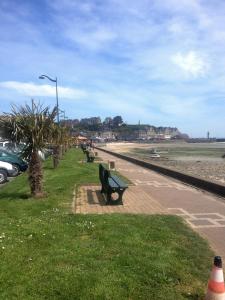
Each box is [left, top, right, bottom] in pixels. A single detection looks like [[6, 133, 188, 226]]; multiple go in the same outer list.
[[0, 149, 213, 299]]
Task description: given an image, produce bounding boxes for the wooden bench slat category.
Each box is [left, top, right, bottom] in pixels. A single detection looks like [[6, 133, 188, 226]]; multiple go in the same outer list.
[[110, 175, 127, 188], [108, 178, 119, 188]]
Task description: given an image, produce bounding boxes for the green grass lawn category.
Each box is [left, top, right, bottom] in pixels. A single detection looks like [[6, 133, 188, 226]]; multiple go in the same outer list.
[[0, 149, 213, 299]]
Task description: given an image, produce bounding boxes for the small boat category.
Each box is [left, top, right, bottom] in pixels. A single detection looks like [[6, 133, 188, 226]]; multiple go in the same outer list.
[[149, 153, 160, 158], [149, 149, 160, 157]]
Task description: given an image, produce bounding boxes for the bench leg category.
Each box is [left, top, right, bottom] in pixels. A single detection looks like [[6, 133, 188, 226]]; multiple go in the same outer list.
[[117, 190, 125, 205], [100, 185, 105, 193], [106, 192, 112, 204], [87, 157, 94, 163]]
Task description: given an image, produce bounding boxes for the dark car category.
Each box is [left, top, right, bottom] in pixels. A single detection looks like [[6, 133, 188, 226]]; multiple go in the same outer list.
[[0, 149, 28, 173]]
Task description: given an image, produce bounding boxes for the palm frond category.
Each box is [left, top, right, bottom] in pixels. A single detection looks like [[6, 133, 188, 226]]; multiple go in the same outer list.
[[0, 101, 57, 159]]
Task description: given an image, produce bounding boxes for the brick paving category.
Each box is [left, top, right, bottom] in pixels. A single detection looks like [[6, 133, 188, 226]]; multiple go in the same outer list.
[[73, 149, 225, 259], [73, 185, 166, 215]]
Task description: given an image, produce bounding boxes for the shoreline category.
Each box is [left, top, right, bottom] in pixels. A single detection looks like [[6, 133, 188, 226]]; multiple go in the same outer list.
[[102, 142, 225, 187]]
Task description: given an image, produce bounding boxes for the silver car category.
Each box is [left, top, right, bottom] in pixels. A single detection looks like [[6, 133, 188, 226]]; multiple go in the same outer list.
[[0, 161, 17, 184]]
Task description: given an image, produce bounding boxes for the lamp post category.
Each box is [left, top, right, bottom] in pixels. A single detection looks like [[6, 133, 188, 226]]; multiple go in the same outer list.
[[39, 74, 59, 123]]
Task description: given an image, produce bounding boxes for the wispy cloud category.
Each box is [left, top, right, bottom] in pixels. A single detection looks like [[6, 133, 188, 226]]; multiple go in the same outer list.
[[0, 81, 87, 99]]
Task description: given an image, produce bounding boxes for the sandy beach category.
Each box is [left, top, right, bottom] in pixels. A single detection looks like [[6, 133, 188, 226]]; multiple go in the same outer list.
[[102, 142, 225, 185]]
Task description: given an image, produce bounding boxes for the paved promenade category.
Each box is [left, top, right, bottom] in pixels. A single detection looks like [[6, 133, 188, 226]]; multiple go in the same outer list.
[[74, 149, 225, 258]]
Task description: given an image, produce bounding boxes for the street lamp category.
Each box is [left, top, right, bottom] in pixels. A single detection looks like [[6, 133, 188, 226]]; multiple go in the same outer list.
[[39, 74, 59, 123]]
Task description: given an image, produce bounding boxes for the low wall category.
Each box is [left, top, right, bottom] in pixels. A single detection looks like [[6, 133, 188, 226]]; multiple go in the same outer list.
[[95, 147, 225, 198]]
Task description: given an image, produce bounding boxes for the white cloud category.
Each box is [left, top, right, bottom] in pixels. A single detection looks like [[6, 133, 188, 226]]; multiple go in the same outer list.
[[0, 81, 87, 99], [171, 51, 209, 77]]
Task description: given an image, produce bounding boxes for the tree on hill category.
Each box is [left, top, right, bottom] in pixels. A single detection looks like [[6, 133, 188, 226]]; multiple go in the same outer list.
[[112, 116, 123, 127], [103, 117, 113, 127]]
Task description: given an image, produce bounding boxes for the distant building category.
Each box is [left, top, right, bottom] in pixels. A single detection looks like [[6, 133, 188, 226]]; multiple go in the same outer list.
[[164, 135, 172, 140], [80, 117, 101, 126], [99, 131, 115, 140], [61, 119, 79, 127]]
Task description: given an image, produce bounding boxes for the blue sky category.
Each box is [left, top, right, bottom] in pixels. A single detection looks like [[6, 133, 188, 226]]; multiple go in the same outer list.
[[1, 0, 225, 137]]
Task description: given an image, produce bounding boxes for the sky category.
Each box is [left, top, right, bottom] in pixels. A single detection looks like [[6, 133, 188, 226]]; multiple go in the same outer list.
[[0, 0, 225, 137]]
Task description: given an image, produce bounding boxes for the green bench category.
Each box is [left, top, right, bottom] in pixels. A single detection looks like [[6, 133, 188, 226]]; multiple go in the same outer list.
[[80, 144, 87, 153], [99, 164, 128, 205], [80, 144, 95, 162], [85, 150, 95, 163]]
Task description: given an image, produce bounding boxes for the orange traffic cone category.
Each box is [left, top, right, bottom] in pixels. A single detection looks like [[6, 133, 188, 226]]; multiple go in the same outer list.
[[205, 256, 225, 300]]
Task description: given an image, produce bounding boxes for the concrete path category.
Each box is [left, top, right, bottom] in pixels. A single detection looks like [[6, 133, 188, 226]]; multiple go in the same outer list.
[[74, 149, 225, 258]]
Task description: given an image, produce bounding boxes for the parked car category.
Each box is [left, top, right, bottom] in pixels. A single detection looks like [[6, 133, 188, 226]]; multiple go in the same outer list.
[[0, 140, 11, 148], [0, 161, 17, 184], [0, 149, 28, 173], [2, 142, 25, 155], [8, 146, 51, 161]]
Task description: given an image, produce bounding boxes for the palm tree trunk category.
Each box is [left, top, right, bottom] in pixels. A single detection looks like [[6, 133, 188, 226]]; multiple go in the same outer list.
[[53, 145, 60, 168], [62, 144, 66, 155], [59, 145, 63, 159], [28, 150, 43, 197]]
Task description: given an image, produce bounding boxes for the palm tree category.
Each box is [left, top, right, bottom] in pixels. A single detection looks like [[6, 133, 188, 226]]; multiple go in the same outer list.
[[50, 123, 61, 169], [50, 124, 71, 168], [59, 125, 70, 156], [0, 101, 57, 197]]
